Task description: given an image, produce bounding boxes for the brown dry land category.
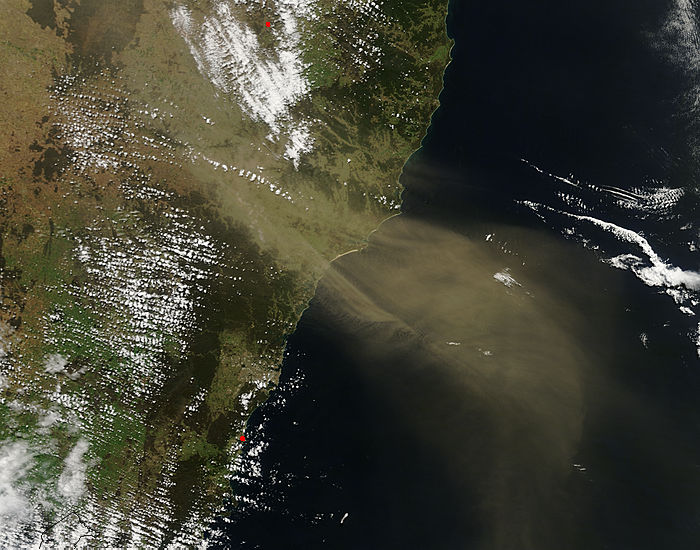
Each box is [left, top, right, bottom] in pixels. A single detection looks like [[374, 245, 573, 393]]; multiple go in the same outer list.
[[0, 0, 450, 545]]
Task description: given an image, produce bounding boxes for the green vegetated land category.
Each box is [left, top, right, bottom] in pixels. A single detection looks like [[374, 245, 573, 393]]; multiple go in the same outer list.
[[0, 0, 451, 545]]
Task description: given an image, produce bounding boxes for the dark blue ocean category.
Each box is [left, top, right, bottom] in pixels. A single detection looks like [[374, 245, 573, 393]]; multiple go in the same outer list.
[[208, 1, 700, 548]]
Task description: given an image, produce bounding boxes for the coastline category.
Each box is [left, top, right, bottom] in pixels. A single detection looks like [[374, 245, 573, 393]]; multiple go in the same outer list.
[[0, 0, 453, 546]]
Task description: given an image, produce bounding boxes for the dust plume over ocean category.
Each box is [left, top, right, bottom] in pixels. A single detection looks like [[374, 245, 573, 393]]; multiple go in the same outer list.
[[208, 1, 700, 548]]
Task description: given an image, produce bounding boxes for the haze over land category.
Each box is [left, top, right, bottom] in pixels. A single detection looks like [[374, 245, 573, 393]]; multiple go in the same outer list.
[[0, 0, 450, 545]]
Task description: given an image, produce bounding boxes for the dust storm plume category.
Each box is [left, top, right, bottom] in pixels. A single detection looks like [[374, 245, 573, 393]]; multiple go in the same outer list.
[[311, 214, 614, 548]]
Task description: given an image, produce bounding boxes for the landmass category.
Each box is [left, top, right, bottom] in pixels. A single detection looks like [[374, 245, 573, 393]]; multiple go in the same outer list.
[[0, 0, 450, 546]]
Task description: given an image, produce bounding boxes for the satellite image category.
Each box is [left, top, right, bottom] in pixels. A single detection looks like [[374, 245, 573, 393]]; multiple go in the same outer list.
[[1, 0, 700, 549]]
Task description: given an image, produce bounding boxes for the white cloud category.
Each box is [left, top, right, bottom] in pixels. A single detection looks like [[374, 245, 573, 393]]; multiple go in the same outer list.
[[58, 439, 89, 503], [654, 0, 700, 69], [171, 1, 315, 165], [564, 214, 700, 291], [44, 354, 68, 375], [0, 442, 33, 519], [38, 410, 62, 428], [0, 321, 11, 358], [493, 268, 522, 288]]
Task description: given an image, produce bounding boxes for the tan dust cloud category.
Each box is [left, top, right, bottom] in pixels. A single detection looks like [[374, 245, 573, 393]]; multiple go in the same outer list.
[[313, 214, 614, 548]]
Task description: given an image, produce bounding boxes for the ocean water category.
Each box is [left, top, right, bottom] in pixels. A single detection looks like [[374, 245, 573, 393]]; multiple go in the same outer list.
[[208, 1, 700, 548]]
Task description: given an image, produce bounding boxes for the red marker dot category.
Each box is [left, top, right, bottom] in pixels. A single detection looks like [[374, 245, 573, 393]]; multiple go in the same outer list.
[[239, 435, 246, 442], [265, 21, 271, 27]]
